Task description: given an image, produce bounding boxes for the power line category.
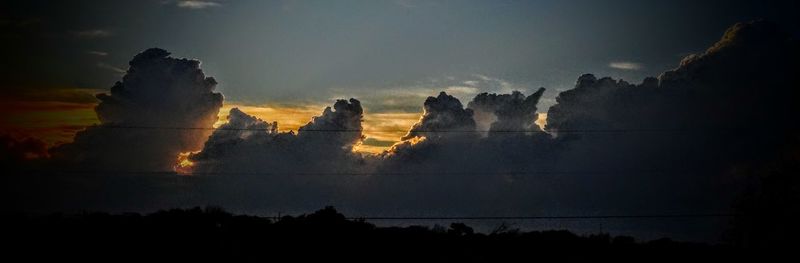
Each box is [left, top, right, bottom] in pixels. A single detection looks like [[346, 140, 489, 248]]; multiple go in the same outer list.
[[85, 125, 781, 133], [93, 124, 555, 133], [341, 214, 742, 220], [23, 169, 709, 176]]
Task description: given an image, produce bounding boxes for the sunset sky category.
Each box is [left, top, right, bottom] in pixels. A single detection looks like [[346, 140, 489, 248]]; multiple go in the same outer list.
[[3, 0, 798, 153]]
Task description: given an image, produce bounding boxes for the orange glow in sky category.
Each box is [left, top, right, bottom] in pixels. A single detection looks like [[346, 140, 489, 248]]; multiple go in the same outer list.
[[220, 103, 422, 154], [2, 99, 547, 156], [0, 101, 99, 147], [174, 151, 197, 174]]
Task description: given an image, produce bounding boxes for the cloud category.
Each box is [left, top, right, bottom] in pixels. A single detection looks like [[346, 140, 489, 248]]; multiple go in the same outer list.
[[73, 29, 112, 38], [364, 91, 558, 220], [175, 1, 221, 9], [190, 98, 365, 172], [328, 74, 533, 151], [467, 88, 546, 136], [401, 92, 477, 141], [215, 102, 327, 130], [298, 98, 364, 150], [541, 20, 800, 217], [0, 88, 101, 146], [49, 48, 224, 171], [351, 112, 422, 153], [608, 61, 643, 70], [180, 99, 368, 212]]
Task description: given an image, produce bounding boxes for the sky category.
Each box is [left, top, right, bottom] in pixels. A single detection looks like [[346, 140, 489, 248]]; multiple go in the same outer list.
[[3, 0, 799, 152], [2, 1, 800, 242]]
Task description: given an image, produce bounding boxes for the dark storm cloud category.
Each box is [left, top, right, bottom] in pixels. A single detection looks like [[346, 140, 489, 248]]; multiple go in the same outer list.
[[538, 20, 800, 215], [548, 20, 799, 161], [49, 48, 224, 171]]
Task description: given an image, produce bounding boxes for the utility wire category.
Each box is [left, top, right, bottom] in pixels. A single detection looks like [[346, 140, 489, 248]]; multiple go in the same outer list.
[[88, 125, 776, 133], [341, 214, 742, 220], [23, 169, 710, 176]]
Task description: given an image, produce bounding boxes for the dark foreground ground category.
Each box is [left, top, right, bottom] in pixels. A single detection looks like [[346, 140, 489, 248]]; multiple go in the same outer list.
[[1, 206, 785, 262]]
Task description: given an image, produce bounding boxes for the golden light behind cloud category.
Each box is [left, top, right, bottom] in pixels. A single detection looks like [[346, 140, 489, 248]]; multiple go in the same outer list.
[[174, 151, 198, 174], [360, 111, 421, 153], [218, 103, 423, 154], [2, 96, 545, 156], [0, 85, 535, 156], [535, 112, 547, 130], [216, 103, 326, 131]]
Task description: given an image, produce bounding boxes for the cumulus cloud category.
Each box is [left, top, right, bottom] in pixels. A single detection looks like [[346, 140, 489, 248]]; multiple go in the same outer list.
[[189, 98, 365, 174], [541, 20, 800, 217], [401, 92, 477, 140], [468, 88, 546, 136], [197, 107, 278, 153], [551, 20, 799, 145], [545, 74, 660, 134], [298, 99, 364, 150], [49, 48, 223, 171], [353, 88, 558, 217], [180, 99, 368, 212]]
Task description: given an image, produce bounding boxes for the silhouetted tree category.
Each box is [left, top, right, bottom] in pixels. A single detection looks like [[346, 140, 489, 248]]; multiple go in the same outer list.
[[3, 206, 752, 262], [448, 222, 474, 236]]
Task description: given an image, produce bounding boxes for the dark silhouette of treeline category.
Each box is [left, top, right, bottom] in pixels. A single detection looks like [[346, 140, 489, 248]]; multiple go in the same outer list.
[[4, 206, 774, 262]]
